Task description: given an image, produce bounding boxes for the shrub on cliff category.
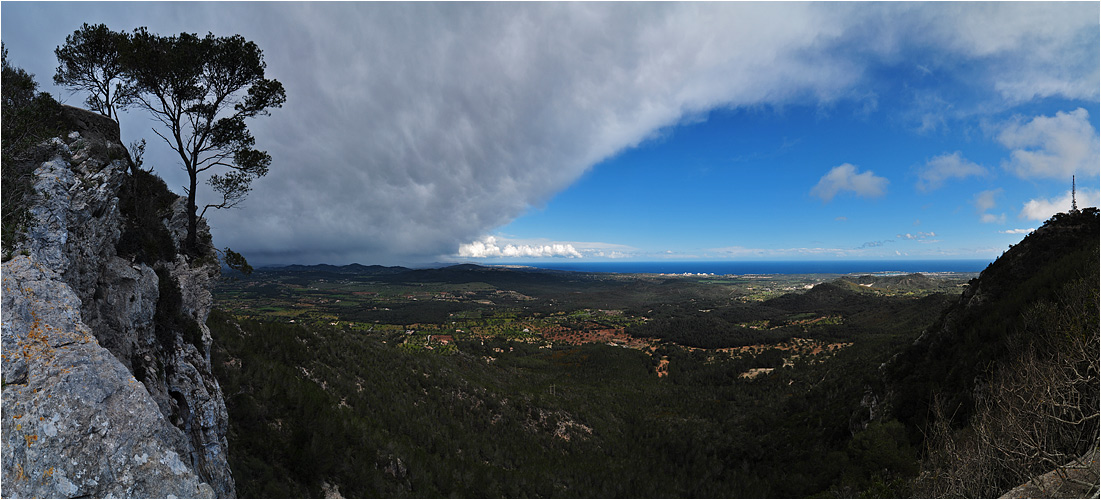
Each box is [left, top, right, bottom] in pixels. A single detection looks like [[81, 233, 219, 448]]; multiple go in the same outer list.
[[1, 44, 65, 259], [116, 168, 178, 265]]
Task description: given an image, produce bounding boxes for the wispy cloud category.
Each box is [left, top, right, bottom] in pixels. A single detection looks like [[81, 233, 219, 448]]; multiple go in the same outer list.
[[709, 246, 850, 258], [980, 213, 1007, 224], [999, 228, 1034, 235], [998, 108, 1101, 179], [973, 189, 1007, 224], [897, 232, 936, 240], [810, 163, 889, 202], [974, 189, 1002, 212], [708, 240, 969, 259], [916, 152, 989, 191]]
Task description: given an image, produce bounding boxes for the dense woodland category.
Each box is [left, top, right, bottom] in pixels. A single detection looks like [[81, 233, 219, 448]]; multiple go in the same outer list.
[[209, 208, 1098, 498], [209, 309, 927, 497]]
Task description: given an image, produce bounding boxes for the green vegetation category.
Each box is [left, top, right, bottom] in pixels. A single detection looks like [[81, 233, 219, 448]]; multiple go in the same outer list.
[[916, 276, 1098, 497], [154, 267, 205, 354], [210, 210, 1097, 498], [222, 247, 254, 276], [211, 264, 975, 497], [890, 208, 1100, 497], [52, 23, 285, 253], [53, 23, 136, 122], [1, 44, 65, 259], [125, 26, 285, 252], [211, 309, 934, 497], [889, 209, 1100, 433], [116, 168, 178, 264]]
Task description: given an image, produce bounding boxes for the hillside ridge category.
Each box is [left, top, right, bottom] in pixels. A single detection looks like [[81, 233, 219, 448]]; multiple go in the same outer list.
[[885, 207, 1099, 497]]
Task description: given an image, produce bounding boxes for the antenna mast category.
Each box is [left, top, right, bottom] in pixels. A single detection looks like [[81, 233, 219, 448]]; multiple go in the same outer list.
[[1071, 175, 1079, 213]]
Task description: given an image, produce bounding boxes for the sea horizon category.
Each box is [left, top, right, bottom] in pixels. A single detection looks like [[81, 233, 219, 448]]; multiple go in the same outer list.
[[489, 259, 992, 276]]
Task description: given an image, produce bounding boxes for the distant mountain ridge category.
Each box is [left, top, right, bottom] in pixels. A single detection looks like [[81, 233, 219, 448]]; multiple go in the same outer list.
[[850, 273, 941, 290], [273, 263, 413, 275]]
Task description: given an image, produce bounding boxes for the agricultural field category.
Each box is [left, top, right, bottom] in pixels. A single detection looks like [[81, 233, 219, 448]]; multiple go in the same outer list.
[[214, 264, 971, 351]]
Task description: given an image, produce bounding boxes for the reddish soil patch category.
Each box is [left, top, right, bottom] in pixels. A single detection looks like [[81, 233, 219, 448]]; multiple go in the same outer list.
[[656, 357, 670, 378], [540, 326, 653, 349]]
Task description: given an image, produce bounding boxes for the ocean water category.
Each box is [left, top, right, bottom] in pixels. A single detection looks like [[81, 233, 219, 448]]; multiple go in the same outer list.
[[500, 260, 991, 275]]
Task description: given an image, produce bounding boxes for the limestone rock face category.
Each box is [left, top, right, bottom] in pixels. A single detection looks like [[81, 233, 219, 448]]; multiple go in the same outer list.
[[2, 107, 235, 498], [1, 257, 215, 498]]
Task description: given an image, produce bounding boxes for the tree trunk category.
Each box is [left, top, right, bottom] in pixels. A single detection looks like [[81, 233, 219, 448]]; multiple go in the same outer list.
[[186, 170, 198, 254]]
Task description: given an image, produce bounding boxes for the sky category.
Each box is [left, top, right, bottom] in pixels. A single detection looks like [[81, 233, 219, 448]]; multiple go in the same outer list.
[[2, 2, 1098, 267]]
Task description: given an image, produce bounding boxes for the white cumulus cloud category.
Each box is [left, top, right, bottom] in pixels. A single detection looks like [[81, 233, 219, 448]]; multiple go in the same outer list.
[[998, 108, 1101, 179], [458, 236, 583, 259], [811, 164, 889, 202], [1020, 189, 1101, 221]]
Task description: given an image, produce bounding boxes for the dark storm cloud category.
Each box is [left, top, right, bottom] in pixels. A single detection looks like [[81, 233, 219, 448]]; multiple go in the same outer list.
[[2, 2, 1096, 265], [216, 2, 859, 265]]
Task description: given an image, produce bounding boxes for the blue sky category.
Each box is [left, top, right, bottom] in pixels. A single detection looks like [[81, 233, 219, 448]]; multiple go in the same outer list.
[[2, 2, 1098, 266], [489, 99, 1099, 262]]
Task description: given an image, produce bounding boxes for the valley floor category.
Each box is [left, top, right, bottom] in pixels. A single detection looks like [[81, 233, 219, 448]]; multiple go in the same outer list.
[[209, 265, 970, 497]]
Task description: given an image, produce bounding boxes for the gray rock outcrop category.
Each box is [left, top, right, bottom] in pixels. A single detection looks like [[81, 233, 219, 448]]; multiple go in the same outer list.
[[2, 106, 235, 498], [2, 256, 215, 498]]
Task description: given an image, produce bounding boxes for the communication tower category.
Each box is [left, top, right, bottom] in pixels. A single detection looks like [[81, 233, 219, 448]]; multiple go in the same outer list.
[[1071, 175, 1079, 213]]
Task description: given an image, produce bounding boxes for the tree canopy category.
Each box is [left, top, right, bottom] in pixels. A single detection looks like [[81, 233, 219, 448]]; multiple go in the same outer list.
[[53, 23, 135, 122], [53, 25, 286, 254], [124, 27, 286, 252]]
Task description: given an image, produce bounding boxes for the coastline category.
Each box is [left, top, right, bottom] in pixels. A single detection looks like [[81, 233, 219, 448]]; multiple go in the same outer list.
[[489, 259, 992, 276]]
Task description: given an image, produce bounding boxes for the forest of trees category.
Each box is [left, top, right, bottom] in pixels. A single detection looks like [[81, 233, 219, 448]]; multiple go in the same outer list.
[[209, 308, 927, 498], [207, 209, 1098, 498]]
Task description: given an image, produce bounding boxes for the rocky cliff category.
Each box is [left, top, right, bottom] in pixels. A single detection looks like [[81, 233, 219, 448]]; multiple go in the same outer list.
[[2, 106, 235, 497]]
